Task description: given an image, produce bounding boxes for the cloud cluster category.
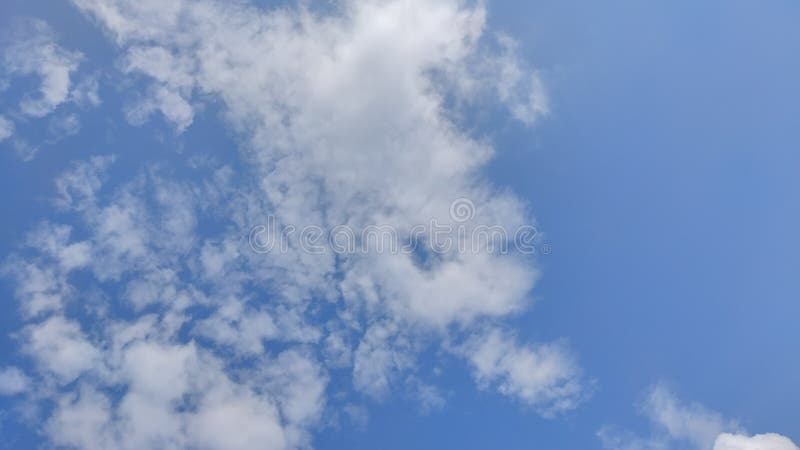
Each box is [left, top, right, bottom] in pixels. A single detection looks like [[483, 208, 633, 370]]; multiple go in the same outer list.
[[6, 159, 327, 449], [598, 385, 798, 450], [0, 18, 100, 160], [2, 0, 583, 448], [1, 19, 83, 118]]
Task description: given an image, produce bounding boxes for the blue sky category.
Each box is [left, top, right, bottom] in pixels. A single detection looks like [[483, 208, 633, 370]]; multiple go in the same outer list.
[[0, 1, 798, 449]]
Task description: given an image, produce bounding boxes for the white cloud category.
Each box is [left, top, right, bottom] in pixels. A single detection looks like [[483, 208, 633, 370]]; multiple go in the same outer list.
[[3, 258, 70, 318], [322, 328, 353, 368], [120, 46, 195, 132], [643, 384, 740, 450], [112, 341, 198, 449], [124, 84, 194, 133], [70, 75, 102, 107], [257, 350, 328, 432], [600, 385, 797, 450], [352, 321, 416, 398], [186, 381, 288, 450], [0, 19, 99, 160], [493, 34, 550, 125], [441, 32, 550, 126], [714, 433, 799, 450], [54, 155, 116, 211], [11, 138, 39, 161], [1, 19, 83, 117], [26, 222, 92, 272], [193, 298, 320, 355], [40, 328, 325, 450], [0, 115, 13, 142], [0, 367, 30, 396], [47, 113, 82, 143], [406, 376, 446, 415], [460, 328, 584, 416], [46, 385, 116, 450], [22, 316, 102, 384], [597, 426, 669, 450]]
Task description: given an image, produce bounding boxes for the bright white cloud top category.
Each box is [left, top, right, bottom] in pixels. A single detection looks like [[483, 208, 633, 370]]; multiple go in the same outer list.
[[714, 434, 800, 450]]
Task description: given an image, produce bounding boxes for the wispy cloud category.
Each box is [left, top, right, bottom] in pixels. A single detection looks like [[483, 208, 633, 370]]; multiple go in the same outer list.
[[0, 115, 13, 142], [599, 384, 797, 450], [0, 367, 29, 396], [1, 18, 83, 118], [0, 18, 99, 161]]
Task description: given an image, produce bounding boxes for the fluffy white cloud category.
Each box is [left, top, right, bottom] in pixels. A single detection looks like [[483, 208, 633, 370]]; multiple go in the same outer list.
[[0, 367, 30, 395], [714, 433, 799, 450], [69, 75, 102, 107], [22, 316, 102, 383], [352, 321, 417, 398], [43, 343, 314, 450], [124, 84, 194, 133], [1, 19, 83, 117], [3, 260, 67, 318], [120, 45, 195, 132], [599, 385, 797, 450], [257, 350, 328, 435], [46, 385, 117, 450], [54, 155, 116, 211], [460, 328, 584, 415]]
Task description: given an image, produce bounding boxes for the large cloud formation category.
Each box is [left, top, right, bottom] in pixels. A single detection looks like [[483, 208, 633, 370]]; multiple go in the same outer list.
[[2, 1, 584, 448]]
